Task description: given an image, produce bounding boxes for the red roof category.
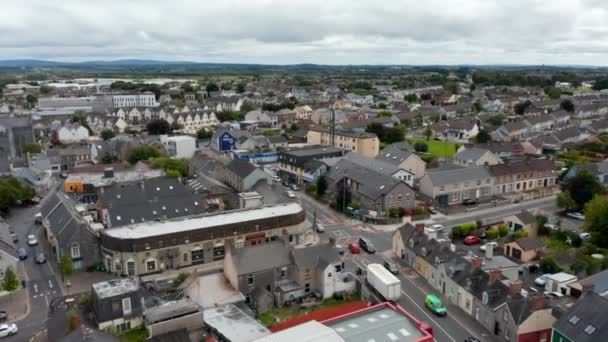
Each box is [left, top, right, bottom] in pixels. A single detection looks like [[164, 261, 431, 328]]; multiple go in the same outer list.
[[270, 301, 368, 332]]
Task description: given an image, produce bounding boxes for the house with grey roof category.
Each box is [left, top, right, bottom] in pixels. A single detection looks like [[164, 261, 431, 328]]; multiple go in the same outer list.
[[91, 277, 144, 333], [453, 147, 502, 167], [489, 159, 558, 199], [0, 221, 18, 281], [419, 166, 494, 207], [343, 152, 414, 186], [564, 161, 608, 186], [552, 292, 608, 342], [221, 159, 270, 192], [376, 142, 426, 179]]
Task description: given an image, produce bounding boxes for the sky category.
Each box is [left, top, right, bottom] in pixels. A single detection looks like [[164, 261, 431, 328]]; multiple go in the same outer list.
[[2, 0, 608, 65]]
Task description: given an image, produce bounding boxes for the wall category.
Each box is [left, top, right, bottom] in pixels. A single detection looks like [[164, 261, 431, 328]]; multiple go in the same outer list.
[[146, 311, 204, 338]]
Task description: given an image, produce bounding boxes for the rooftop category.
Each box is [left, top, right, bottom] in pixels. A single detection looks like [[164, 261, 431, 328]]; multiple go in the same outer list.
[[204, 303, 271, 342], [92, 277, 139, 299]]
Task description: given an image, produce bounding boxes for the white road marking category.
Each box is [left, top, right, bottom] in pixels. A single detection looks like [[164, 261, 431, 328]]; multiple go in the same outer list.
[[44, 295, 49, 307], [33, 283, 38, 293], [48, 280, 53, 289]]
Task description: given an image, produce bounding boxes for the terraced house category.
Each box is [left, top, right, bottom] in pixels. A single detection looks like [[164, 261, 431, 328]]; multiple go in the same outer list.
[[489, 159, 559, 200]]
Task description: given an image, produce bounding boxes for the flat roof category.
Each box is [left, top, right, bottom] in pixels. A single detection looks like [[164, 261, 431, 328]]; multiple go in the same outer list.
[[104, 203, 303, 239], [548, 272, 577, 283], [204, 304, 270, 342], [185, 273, 245, 309], [92, 277, 139, 299], [325, 305, 424, 342], [253, 321, 343, 342]]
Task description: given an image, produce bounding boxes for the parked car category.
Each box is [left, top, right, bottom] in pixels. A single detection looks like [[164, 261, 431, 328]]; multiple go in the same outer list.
[[428, 206, 437, 214], [480, 241, 498, 251], [17, 248, 27, 260], [0, 311, 6, 323], [544, 223, 559, 231], [0, 323, 17, 338], [544, 291, 564, 299], [579, 232, 591, 241], [383, 261, 399, 275], [290, 184, 300, 191], [463, 235, 481, 245], [566, 212, 585, 221], [335, 244, 345, 255], [282, 180, 290, 187], [285, 191, 296, 199], [27, 234, 38, 246], [534, 274, 550, 286], [9, 232, 17, 243], [34, 213, 43, 225], [315, 223, 325, 233], [36, 253, 46, 264], [271, 175, 281, 183], [477, 231, 487, 239], [348, 243, 361, 254], [424, 294, 447, 316], [358, 237, 376, 254], [462, 198, 478, 206], [464, 338, 481, 342], [425, 224, 444, 233]]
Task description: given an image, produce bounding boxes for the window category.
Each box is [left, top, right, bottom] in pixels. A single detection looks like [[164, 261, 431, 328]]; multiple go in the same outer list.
[[191, 249, 204, 263], [327, 272, 332, 277], [146, 260, 155, 271], [280, 267, 287, 279], [304, 283, 311, 293], [440, 186, 445, 191], [122, 298, 132, 315], [476, 180, 481, 186], [539, 332, 548, 342], [503, 310, 508, 321], [335, 264, 342, 272], [213, 245, 225, 261], [183, 253, 188, 262], [112, 301, 120, 313], [71, 244, 80, 259], [247, 274, 254, 285]]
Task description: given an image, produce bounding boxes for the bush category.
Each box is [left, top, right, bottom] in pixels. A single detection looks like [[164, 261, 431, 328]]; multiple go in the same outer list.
[[498, 224, 509, 237], [486, 228, 499, 240], [414, 142, 428, 153], [451, 226, 461, 238], [514, 230, 529, 239], [540, 257, 562, 274], [458, 223, 477, 237], [413, 206, 428, 216], [306, 184, 317, 194], [173, 272, 190, 288], [389, 207, 400, 218]]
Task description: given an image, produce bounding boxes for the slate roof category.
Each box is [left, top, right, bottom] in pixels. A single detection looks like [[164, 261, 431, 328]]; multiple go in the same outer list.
[[553, 292, 608, 342], [425, 166, 492, 186], [309, 127, 377, 139], [227, 159, 258, 179], [343, 152, 400, 176], [376, 142, 416, 166], [569, 161, 608, 176], [327, 159, 407, 200], [292, 243, 341, 271], [514, 210, 536, 225], [455, 147, 491, 162], [232, 242, 291, 275], [513, 236, 544, 251], [488, 159, 556, 177]]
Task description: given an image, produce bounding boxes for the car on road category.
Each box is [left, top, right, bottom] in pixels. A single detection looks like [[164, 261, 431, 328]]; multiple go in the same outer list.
[[272, 176, 281, 183], [0, 311, 6, 323], [348, 243, 360, 254], [579, 232, 591, 241], [464, 338, 481, 342], [428, 206, 438, 214], [27, 234, 38, 246], [17, 248, 27, 260], [358, 237, 376, 254], [425, 224, 444, 233], [424, 294, 447, 316], [544, 223, 559, 231], [534, 274, 550, 286], [0, 323, 17, 338], [9, 232, 17, 243], [36, 253, 46, 264], [463, 235, 481, 245], [315, 223, 325, 233], [335, 244, 345, 255], [462, 198, 478, 206], [285, 191, 296, 199], [383, 260, 399, 275], [290, 184, 300, 191], [480, 241, 498, 251], [34, 213, 43, 225], [477, 231, 487, 239], [566, 212, 585, 221], [282, 180, 290, 187]]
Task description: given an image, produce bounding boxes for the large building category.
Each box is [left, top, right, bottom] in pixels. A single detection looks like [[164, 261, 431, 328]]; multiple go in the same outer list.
[[99, 203, 309, 276], [0, 116, 34, 160], [112, 93, 158, 108], [278, 145, 345, 186], [307, 128, 380, 158]]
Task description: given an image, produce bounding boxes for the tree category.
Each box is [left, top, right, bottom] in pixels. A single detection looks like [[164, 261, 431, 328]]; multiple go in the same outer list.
[[563, 170, 602, 208], [514, 100, 532, 115], [197, 128, 212, 140], [100, 129, 115, 141], [557, 192, 577, 211], [2, 267, 19, 292], [39, 85, 52, 95], [487, 115, 504, 127], [236, 83, 246, 93], [544, 86, 562, 100], [473, 100, 482, 112], [535, 214, 550, 236], [206, 83, 219, 94], [24, 143, 42, 154], [404, 93, 419, 103], [26, 94, 37, 108], [101, 152, 115, 164], [383, 126, 405, 144], [486, 228, 499, 240], [540, 257, 562, 274], [0, 176, 35, 211], [316, 176, 328, 198], [423, 126, 433, 141], [378, 111, 392, 117], [474, 129, 492, 143], [389, 208, 400, 218], [262, 130, 276, 137], [444, 81, 459, 95], [146, 119, 171, 135], [560, 99, 575, 113], [414, 142, 428, 153], [170, 122, 183, 132], [498, 224, 509, 237], [584, 195, 608, 248], [127, 146, 161, 164], [377, 103, 387, 109], [60, 255, 75, 281]]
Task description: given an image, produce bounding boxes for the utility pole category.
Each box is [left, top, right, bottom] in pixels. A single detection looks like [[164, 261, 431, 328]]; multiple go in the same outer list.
[[330, 107, 336, 147]]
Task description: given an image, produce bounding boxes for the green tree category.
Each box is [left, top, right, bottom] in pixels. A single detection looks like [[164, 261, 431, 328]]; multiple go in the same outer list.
[[378, 111, 393, 117], [423, 126, 433, 141], [100, 129, 115, 141], [414, 142, 428, 153], [474, 129, 492, 143], [404, 93, 419, 103], [560, 99, 575, 113], [377, 103, 387, 109], [0, 177, 35, 211], [389, 208, 400, 218], [544, 86, 562, 99], [498, 224, 509, 237], [514, 100, 532, 115], [540, 257, 562, 274], [197, 128, 212, 140], [316, 176, 328, 198], [514, 230, 529, 239], [487, 115, 504, 127], [26, 94, 38, 108], [127, 146, 161, 164], [262, 130, 277, 137], [383, 126, 405, 144], [444, 81, 459, 94], [584, 195, 608, 248], [146, 119, 171, 135], [236, 83, 246, 93], [535, 214, 550, 236], [473, 100, 482, 112], [486, 228, 499, 240], [2, 267, 19, 292], [24, 143, 42, 154], [563, 170, 602, 208], [557, 192, 577, 211], [170, 122, 183, 132], [60, 255, 74, 281], [206, 83, 219, 94], [39, 85, 53, 95]]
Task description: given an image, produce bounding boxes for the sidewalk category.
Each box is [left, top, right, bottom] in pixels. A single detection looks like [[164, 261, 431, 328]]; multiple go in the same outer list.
[[0, 289, 29, 322]]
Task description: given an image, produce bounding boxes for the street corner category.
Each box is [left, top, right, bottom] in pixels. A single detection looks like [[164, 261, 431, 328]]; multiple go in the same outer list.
[[0, 288, 30, 322]]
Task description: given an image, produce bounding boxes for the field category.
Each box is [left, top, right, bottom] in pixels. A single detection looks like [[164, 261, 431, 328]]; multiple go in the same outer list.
[[408, 139, 459, 157]]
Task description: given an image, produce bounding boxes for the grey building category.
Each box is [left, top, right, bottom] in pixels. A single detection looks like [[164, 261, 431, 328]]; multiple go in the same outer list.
[[553, 292, 608, 342], [0, 117, 34, 170], [91, 277, 144, 333], [222, 159, 270, 192], [419, 166, 494, 206]]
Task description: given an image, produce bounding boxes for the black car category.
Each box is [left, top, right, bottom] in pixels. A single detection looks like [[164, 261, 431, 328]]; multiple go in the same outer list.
[[464, 338, 481, 342], [462, 199, 478, 206], [0, 311, 6, 322], [358, 237, 376, 254]]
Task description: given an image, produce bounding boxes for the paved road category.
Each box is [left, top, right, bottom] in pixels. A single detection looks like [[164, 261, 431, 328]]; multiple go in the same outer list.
[[4, 203, 63, 340]]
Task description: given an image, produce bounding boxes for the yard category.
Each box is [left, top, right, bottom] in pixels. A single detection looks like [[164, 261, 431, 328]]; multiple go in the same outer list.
[[119, 326, 148, 342], [258, 295, 361, 327], [408, 139, 459, 157]]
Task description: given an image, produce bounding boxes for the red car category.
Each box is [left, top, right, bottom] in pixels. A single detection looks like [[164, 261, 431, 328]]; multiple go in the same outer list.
[[348, 243, 361, 254], [463, 235, 481, 245]]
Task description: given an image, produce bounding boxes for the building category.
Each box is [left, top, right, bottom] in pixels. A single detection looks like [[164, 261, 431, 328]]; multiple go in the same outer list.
[[204, 303, 271, 342], [545, 273, 577, 295], [564, 161, 608, 186], [222, 159, 270, 192], [489, 159, 558, 199], [160, 135, 196, 159], [91, 277, 144, 333], [504, 211, 538, 237], [453, 147, 502, 167], [211, 130, 238, 152], [53, 123, 90, 144], [376, 142, 427, 179], [503, 237, 545, 263], [143, 298, 204, 338], [552, 292, 608, 342], [0, 117, 34, 159], [99, 203, 309, 276], [343, 152, 415, 186], [419, 166, 494, 207], [112, 93, 158, 108], [278, 146, 345, 186], [307, 128, 380, 158]]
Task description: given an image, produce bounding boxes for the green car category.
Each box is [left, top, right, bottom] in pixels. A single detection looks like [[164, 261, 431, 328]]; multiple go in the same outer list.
[[425, 294, 447, 316]]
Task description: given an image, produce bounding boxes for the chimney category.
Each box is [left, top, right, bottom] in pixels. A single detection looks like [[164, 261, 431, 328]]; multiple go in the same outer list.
[[471, 256, 483, 269], [485, 244, 494, 259], [489, 268, 502, 283], [510, 280, 523, 295], [531, 294, 547, 311], [415, 223, 425, 233], [581, 282, 595, 296]]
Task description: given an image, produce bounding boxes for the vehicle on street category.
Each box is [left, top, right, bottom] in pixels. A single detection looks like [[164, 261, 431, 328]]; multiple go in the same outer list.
[[335, 244, 345, 255], [366, 263, 401, 301], [34, 213, 43, 225], [348, 243, 360, 254], [464, 338, 481, 342], [9, 232, 17, 243], [17, 248, 27, 260], [424, 294, 447, 316], [477, 231, 487, 239], [566, 212, 585, 221], [36, 253, 46, 264], [27, 234, 38, 246], [285, 191, 296, 199], [383, 260, 399, 275], [290, 184, 300, 191], [0, 311, 6, 323], [544, 223, 559, 231], [358, 237, 376, 254], [579, 232, 592, 241], [272, 175, 281, 183], [425, 224, 443, 233], [0, 323, 18, 337], [315, 223, 325, 233], [534, 274, 550, 286], [462, 198, 478, 206], [428, 206, 437, 214], [480, 241, 498, 251], [463, 235, 481, 245], [282, 180, 290, 187], [544, 291, 564, 299]]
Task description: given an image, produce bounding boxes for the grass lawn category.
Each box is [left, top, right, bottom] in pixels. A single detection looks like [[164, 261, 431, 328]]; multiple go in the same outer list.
[[119, 327, 148, 342], [545, 235, 572, 253], [258, 295, 360, 327], [408, 139, 459, 157]]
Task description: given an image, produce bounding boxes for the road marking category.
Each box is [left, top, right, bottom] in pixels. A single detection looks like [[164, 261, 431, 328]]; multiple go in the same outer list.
[[44, 295, 49, 307], [33, 283, 38, 293], [48, 280, 53, 289]]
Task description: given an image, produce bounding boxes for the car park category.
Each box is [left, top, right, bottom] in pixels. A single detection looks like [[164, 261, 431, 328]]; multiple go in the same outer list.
[[348, 243, 360, 254], [27, 234, 38, 246], [566, 212, 585, 220], [17, 248, 27, 260], [0, 323, 18, 338], [424, 294, 447, 316], [383, 261, 399, 275], [463, 235, 481, 245], [480, 241, 498, 251], [358, 237, 376, 254]]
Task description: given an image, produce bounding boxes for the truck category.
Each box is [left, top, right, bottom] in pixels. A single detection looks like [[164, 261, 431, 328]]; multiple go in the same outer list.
[[366, 263, 401, 301]]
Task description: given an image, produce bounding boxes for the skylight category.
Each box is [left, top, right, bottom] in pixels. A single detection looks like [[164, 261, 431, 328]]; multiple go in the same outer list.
[[569, 315, 580, 325], [584, 325, 596, 335]]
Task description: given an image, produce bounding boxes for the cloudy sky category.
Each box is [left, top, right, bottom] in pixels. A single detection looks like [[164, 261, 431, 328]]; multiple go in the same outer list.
[[2, 0, 608, 65]]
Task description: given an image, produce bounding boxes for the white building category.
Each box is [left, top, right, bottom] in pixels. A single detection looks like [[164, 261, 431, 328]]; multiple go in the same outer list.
[[112, 93, 158, 108], [54, 123, 90, 143], [161, 135, 197, 159]]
